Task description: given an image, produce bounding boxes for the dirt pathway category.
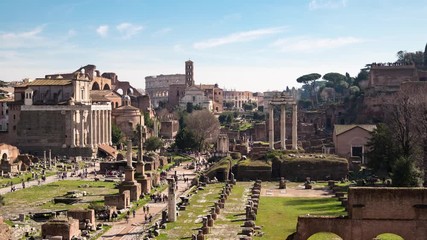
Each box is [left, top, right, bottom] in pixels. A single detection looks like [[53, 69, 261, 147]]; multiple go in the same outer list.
[[100, 164, 198, 240]]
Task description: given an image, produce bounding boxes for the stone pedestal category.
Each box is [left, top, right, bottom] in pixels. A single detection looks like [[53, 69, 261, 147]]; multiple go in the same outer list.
[[119, 180, 141, 202], [137, 177, 151, 194], [135, 161, 145, 176]]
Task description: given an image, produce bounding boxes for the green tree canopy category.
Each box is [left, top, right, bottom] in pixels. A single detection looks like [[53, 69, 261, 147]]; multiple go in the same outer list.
[[143, 111, 154, 129], [111, 123, 123, 147], [144, 136, 164, 152], [391, 156, 423, 187], [366, 123, 401, 174], [296, 73, 322, 84], [323, 72, 346, 85], [175, 128, 198, 151], [396, 50, 424, 67]]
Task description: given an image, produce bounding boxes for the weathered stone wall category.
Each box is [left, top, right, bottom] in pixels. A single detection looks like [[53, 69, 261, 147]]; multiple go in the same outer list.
[[0, 216, 11, 240], [235, 160, 272, 181], [0, 143, 19, 163], [369, 64, 418, 88], [67, 209, 96, 228], [17, 111, 67, 147], [105, 190, 130, 210], [292, 187, 427, 240], [41, 218, 80, 240], [252, 122, 267, 141], [160, 120, 179, 139], [277, 157, 348, 181], [348, 187, 427, 220]]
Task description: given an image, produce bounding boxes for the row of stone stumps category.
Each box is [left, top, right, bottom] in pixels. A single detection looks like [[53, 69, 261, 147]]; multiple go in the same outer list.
[[328, 180, 348, 210], [192, 180, 236, 240], [240, 180, 262, 240]]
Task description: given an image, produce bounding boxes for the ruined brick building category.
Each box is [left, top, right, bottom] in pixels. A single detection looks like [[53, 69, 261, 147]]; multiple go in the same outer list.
[[4, 65, 150, 158]]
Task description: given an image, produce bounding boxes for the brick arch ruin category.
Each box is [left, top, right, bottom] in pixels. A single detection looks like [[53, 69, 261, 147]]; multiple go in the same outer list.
[[291, 188, 427, 240], [307, 232, 343, 240], [1, 153, 7, 164], [92, 82, 100, 90]]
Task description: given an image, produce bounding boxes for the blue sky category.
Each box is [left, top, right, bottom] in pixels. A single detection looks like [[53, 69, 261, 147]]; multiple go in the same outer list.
[[1, 0, 426, 92]]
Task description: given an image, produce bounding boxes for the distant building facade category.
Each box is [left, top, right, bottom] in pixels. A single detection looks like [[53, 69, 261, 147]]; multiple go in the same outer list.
[[145, 74, 186, 108], [333, 124, 376, 164], [223, 90, 258, 110], [8, 72, 112, 158], [179, 86, 213, 111]]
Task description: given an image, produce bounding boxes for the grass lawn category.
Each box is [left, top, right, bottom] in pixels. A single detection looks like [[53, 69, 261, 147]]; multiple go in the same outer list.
[[157, 182, 253, 240], [0, 171, 56, 187], [255, 197, 346, 240], [157, 183, 224, 240], [0, 180, 117, 217], [210, 182, 252, 239]]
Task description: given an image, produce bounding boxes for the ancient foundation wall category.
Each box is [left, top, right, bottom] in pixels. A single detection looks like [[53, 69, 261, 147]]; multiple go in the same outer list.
[[41, 219, 80, 240], [294, 216, 427, 240], [279, 158, 348, 181], [67, 209, 96, 226], [104, 190, 130, 210], [348, 187, 427, 220], [235, 164, 271, 181]]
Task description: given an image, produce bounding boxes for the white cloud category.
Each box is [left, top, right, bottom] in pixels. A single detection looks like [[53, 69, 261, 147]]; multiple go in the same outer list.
[[273, 36, 365, 52], [116, 22, 143, 39], [96, 25, 109, 37], [309, 0, 348, 10], [193, 27, 285, 49], [173, 44, 184, 52], [152, 28, 172, 37], [0, 26, 48, 49], [67, 29, 76, 37], [0, 26, 43, 40]]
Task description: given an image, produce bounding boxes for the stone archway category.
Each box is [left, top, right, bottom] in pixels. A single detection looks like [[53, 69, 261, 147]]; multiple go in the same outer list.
[[375, 233, 404, 240], [127, 88, 134, 95], [92, 82, 100, 90], [307, 232, 343, 240], [1, 153, 7, 164], [103, 84, 111, 90], [116, 88, 124, 96]]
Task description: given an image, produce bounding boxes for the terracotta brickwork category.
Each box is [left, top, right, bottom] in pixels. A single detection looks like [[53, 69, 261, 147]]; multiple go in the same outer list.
[[292, 187, 427, 240]]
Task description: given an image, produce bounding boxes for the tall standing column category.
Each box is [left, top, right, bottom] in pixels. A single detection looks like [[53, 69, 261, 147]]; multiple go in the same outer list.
[[71, 111, 76, 147], [80, 110, 85, 147], [94, 110, 98, 146], [269, 105, 274, 150], [89, 110, 93, 148], [280, 104, 286, 150], [292, 104, 298, 150], [108, 110, 112, 145], [100, 110, 105, 144], [48, 149, 52, 168], [97, 110, 102, 146], [104, 110, 107, 144], [168, 178, 177, 222], [43, 151, 46, 168]]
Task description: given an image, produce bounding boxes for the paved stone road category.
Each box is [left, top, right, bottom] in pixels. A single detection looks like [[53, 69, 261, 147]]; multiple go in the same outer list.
[[100, 163, 198, 240]]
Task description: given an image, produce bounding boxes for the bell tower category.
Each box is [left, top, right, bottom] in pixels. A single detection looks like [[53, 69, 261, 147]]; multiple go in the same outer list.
[[185, 60, 194, 87]]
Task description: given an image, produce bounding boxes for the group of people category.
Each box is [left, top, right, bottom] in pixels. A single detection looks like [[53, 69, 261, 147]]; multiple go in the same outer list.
[[150, 193, 168, 203]]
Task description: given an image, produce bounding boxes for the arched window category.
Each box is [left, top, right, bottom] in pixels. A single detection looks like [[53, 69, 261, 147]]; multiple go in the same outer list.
[[92, 82, 100, 90], [375, 233, 404, 240], [307, 232, 343, 240]]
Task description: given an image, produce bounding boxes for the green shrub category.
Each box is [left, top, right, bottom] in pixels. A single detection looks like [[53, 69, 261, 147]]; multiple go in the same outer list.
[[230, 152, 241, 160]]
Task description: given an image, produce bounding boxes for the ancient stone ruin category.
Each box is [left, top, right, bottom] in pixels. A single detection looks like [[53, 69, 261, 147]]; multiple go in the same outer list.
[[290, 187, 427, 240]]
